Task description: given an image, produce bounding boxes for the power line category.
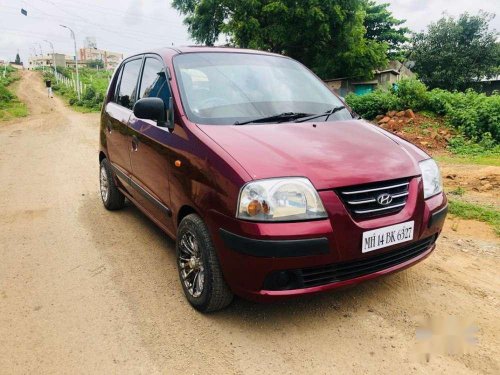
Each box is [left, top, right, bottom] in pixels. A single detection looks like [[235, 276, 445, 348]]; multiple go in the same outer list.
[[3, 1, 188, 43], [36, 0, 188, 40], [0, 0, 192, 58], [39, 0, 186, 25], [0, 11, 148, 52]]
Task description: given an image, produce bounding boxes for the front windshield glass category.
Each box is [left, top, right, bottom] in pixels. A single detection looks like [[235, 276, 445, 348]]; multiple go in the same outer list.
[[173, 52, 353, 125]]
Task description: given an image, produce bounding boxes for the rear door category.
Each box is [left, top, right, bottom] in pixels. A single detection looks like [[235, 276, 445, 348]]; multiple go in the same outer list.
[[103, 57, 143, 186], [128, 55, 175, 234]]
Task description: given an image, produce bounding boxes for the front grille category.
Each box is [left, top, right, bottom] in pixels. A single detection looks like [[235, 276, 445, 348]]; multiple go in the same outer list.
[[301, 236, 434, 288], [263, 236, 435, 291], [337, 178, 411, 219]]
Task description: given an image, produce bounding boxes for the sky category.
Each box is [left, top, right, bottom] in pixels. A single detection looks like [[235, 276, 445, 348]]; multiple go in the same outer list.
[[0, 0, 499, 63]]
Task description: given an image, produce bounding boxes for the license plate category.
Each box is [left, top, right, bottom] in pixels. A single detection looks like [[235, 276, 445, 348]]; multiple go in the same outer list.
[[362, 221, 414, 253]]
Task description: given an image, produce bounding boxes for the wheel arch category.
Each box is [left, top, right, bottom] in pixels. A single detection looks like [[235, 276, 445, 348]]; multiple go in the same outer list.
[[99, 151, 107, 163], [177, 205, 200, 226]]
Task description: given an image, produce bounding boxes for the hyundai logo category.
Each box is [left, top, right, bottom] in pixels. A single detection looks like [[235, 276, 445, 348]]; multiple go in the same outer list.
[[377, 193, 393, 206]]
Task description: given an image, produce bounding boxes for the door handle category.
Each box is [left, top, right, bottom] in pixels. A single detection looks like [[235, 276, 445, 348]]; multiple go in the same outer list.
[[132, 136, 139, 152]]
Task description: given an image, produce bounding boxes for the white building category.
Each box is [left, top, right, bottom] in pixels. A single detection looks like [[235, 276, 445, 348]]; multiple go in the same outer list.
[[27, 53, 66, 70]]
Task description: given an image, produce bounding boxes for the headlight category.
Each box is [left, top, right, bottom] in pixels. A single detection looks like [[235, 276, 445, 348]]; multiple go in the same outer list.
[[236, 177, 327, 221], [419, 159, 442, 199]]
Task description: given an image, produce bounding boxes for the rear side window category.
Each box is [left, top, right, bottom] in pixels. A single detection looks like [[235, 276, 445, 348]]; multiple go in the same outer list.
[[139, 57, 171, 105], [116, 58, 142, 109]]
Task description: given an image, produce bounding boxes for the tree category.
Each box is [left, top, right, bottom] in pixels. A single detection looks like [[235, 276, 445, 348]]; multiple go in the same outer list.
[[14, 53, 21, 65], [363, 1, 410, 61], [172, 0, 389, 80], [411, 12, 500, 91], [87, 59, 104, 69]]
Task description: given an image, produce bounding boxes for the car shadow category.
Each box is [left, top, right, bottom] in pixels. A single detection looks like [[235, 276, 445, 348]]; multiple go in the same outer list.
[[78, 191, 421, 327]]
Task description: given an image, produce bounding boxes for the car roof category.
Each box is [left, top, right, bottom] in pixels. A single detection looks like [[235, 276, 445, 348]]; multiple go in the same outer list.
[[128, 46, 284, 61]]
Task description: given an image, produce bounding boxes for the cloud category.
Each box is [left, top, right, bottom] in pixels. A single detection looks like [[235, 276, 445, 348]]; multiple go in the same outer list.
[[0, 0, 191, 61], [123, 0, 145, 26], [385, 0, 500, 32], [1, 0, 498, 62]]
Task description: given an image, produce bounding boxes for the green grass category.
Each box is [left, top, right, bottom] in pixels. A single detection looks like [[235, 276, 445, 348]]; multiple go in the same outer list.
[[448, 200, 500, 236], [42, 67, 110, 112], [0, 100, 28, 120], [448, 186, 466, 196], [436, 155, 500, 167], [0, 67, 28, 121]]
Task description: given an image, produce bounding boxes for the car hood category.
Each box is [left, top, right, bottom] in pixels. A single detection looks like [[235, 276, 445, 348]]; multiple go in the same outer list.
[[198, 120, 426, 190]]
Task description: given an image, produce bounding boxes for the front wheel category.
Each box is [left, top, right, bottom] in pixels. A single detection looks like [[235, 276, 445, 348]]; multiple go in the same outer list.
[[176, 214, 233, 312]]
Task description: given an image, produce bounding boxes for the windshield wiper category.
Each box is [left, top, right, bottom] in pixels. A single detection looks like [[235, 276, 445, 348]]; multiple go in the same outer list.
[[294, 106, 347, 123], [234, 112, 312, 125]]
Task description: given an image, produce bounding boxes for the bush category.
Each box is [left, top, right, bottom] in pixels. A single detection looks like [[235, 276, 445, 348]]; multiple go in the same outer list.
[[42, 67, 109, 112], [83, 86, 96, 101], [345, 90, 401, 119], [396, 79, 428, 111], [345, 78, 429, 119], [0, 67, 27, 120], [346, 78, 500, 144], [426, 89, 454, 115], [448, 133, 500, 156], [0, 85, 13, 102]]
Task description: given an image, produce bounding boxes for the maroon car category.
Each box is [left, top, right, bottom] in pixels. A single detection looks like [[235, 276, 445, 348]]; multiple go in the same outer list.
[[99, 47, 447, 312]]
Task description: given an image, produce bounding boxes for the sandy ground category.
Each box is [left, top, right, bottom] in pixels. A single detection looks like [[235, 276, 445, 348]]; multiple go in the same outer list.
[[0, 71, 498, 374]]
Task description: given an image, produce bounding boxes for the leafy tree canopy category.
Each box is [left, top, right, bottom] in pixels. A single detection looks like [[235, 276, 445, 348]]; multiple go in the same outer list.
[[363, 1, 410, 61], [15, 53, 21, 65], [87, 59, 104, 69], [411, 12, 500, 91], [172, 0, 410, 79]]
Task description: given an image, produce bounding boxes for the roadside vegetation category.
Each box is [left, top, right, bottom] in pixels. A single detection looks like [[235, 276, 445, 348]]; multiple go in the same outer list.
[[0, 66, 28, 121], [345, 79, 500, 161], [448, 200, 500, 236], [42, 67, 111, 112]]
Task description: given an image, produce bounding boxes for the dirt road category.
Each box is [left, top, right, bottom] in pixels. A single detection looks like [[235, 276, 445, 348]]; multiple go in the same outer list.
[[0, 71, 498, 374]]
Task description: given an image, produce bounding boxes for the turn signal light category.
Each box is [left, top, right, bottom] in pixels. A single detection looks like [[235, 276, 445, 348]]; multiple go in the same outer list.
[[247, 200, 261, 216], [247, 199, 270, 216]]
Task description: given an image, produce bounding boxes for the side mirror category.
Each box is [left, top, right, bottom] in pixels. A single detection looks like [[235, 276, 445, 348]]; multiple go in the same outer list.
[[133, 97, 174, 130]]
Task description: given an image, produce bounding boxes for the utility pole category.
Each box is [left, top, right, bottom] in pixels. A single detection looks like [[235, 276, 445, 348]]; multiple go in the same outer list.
[[60, 25, 80, 100], [44, 40, 58, 83], [29, 46, 37, 70], [33, 43, 44, 71]]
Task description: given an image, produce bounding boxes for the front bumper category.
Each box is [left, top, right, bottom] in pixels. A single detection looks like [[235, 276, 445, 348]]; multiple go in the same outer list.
[[205, 183, 447, 303]]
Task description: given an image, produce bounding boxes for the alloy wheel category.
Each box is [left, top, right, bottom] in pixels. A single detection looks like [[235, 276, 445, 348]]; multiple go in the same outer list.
[[100, 165, 109, 203], [178, 231, 205, 298]]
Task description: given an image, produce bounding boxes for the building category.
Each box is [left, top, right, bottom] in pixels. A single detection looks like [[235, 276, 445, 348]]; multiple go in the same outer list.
[[79, 47, 123, 70], [27, 53, 66, 70], [468, 75, 500, 96], [325, 61, 415, 97]]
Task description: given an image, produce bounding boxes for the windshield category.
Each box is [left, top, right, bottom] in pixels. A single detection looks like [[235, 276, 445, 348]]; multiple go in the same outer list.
[[173, 52, 353, 125]]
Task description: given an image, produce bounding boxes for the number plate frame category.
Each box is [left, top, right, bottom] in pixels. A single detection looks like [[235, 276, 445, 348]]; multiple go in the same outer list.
[[362, 221, 415, 253]]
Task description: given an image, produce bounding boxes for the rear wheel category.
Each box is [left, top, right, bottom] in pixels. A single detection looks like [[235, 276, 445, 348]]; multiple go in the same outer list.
[[99, 158, 125, 210], [177, 214, 233, 312]]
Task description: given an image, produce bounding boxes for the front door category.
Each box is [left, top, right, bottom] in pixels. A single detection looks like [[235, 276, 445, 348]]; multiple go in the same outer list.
[[129, 56, 175, 235], [104, 57, 143, 189]]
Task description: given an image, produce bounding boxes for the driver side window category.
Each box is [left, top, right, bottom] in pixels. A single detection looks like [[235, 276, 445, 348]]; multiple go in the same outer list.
[[139, 58, 171, 107]]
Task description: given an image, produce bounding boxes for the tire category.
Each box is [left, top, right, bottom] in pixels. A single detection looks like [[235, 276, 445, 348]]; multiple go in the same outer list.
[[99, 158, 125, 210], [176, 214, 233, 312]]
